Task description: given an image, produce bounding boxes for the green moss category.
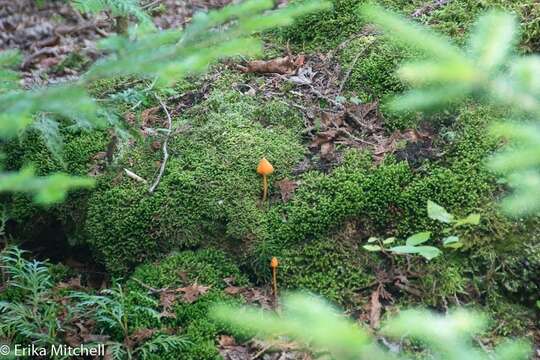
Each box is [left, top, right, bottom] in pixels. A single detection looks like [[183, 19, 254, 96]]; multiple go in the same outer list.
[[279, 239, 376, 306], [339, 37, 411, 101], [2, 128, 109, 240], [84, 70, 306, 274], [485, 300, 537, 337], [129, 249, 249, 289], [127, 249, 249, 360], [85, 184, 162, 273], [416, 257, 468, 306], [278, 0, 539, 50], [276, 0, 365, 50]]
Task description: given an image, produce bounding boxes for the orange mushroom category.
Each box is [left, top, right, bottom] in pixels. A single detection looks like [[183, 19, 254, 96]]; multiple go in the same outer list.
[[270, 256, 279, 303], [256, 158, 274, 202]]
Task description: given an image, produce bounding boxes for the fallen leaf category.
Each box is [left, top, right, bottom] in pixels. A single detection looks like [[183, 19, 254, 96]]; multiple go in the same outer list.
[[276, 179, 299, 203], [177, 283, 210, 303], [369, 287, 382, 329], [238, 55, 304, 75], [320, 142, 335, 160], [224, 286, 243, 295], [218, 335, 236, 347], [160, 291, 177, 311], [126, 328, 157, 349], [141, 106, 161, 127]]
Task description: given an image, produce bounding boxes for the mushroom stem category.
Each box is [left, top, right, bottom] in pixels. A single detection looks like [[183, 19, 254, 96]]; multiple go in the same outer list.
[[262, 175, 268, 202], [272, 266, 278, 299]]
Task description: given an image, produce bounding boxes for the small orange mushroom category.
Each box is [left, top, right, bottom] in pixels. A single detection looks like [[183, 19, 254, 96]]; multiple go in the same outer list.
[[270, 256, 279, 303], [256, 158, 274, 202]]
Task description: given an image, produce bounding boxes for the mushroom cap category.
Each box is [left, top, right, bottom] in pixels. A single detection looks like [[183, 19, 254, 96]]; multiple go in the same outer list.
[[270, 256, 279, 268], [257, 158, 274, 176]]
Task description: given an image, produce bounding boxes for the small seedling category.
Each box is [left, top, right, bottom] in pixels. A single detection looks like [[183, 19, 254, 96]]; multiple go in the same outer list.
[[363, 232, 441, 260], [364, 201, 481, 260], [427, 200, 480, 249]]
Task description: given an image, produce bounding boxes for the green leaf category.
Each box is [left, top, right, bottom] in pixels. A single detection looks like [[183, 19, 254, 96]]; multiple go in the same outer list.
[[455, 214, 480, 227], [367, 237, 379, 243], [443, 236, 462, 249], [468, 11, 518, 72], [389, 245, 419, 254], [383, 237, 396, 245], [363, 245, 382, 252], [406, 232, 431, 246], [427, 200, 454, 223], [415, 246, 442, 260]]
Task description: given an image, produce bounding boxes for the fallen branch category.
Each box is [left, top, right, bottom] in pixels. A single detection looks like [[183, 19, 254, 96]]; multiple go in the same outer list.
[[148, 96, 173, 193]]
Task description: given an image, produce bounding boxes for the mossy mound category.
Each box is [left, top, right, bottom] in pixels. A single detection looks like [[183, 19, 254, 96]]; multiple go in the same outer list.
[[127, 249, 248, 360], [279, 0, 540, 50], [129, 248, 249, 289], [84, 71, 306, 274], [2, 128, 109, 243], [278, 238, 376, 306], [248, 103, 515, 286]]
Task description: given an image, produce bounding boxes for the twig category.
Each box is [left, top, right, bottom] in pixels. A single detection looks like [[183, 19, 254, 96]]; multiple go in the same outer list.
[[148, 96, 173, 193], [473, 336, 493, 358], [252, 342, 274, 360], [141, 0, 162, 10], [132, 277, 169, 294], [124, 168, 147, 183], [338, 38, 377, 95]]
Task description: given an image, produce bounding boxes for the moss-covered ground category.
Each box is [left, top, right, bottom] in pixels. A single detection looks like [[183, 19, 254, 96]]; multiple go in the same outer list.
[[3, 0, 539, 357]]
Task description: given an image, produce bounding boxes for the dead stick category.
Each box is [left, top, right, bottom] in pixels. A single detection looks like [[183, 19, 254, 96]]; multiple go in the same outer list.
[[338, 38, 377, 95], [149, 96, 173, 193]]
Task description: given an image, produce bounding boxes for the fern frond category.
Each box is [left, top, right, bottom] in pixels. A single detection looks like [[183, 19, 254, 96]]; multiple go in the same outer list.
[[71, 0, 153, 26]]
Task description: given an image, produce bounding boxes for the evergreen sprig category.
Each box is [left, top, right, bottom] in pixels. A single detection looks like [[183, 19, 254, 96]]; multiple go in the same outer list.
[[359, 3, 540, 216]]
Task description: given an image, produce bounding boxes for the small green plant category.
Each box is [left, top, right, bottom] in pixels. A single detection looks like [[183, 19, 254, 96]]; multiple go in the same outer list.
[[358, 4, 540, 216], [363, 231, 441, 260], [363, 201, 480, 259], [427, 200, 480, 248], [70, 0, 153, 34], [73, 284, 188, 360], [0, 247, 61, 347], [212, 293, 531, 360]]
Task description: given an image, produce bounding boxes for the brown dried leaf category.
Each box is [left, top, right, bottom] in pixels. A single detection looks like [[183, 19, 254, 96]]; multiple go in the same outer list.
[[177, 283, 210, 303], [218, 335, 236, 347], [276, 179, 299, 203], [126, 328, 157, 349], [141, 106, 161, 127], [369, 288, 382, 329], [238, 55, 304, 75], [320, 142, 335, 160], [160, 291, 177, 311], [224, 286, 243, 295]]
